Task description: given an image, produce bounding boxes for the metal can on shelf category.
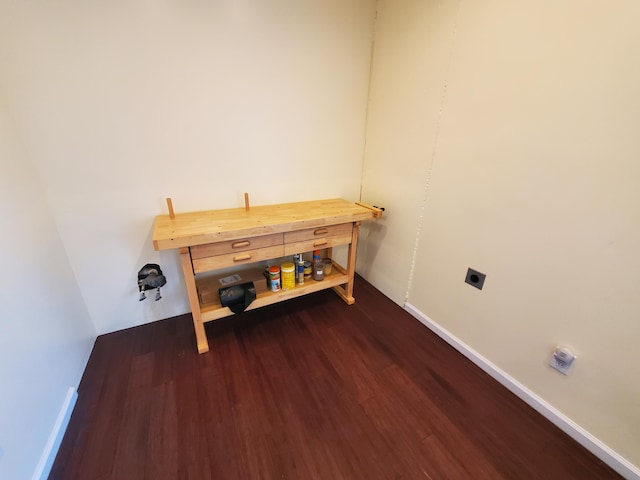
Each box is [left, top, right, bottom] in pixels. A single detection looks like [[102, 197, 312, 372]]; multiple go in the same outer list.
[[268, 265, 281, 292], [281, 262, 295, 291], [303, 261, 313, 279]]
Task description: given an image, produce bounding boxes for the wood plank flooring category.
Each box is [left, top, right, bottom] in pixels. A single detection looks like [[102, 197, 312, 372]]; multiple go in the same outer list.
[[50, 276, 622, 479]]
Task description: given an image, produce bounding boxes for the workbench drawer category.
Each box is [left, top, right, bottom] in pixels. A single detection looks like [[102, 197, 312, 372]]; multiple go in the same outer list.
[[192, 245, 284, 273], [191, 233, 283, 259], [283, 223, 352, 243], [283, 223, 353, 255]]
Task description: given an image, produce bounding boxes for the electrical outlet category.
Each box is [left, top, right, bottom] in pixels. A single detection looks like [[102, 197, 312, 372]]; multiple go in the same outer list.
[[548, 346, 576, 375], [465, 268, 486, 290]]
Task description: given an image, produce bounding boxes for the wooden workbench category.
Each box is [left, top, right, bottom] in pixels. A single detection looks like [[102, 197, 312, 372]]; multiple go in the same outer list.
[[153, 198, 380, 353]]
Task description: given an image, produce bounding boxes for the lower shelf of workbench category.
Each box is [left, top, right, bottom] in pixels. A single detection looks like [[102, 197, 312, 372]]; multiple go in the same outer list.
[[196, 260, 353, 323]]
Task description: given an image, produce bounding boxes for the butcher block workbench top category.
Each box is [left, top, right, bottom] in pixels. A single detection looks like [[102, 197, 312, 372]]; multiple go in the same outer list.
[[153, 198, 376, 251]]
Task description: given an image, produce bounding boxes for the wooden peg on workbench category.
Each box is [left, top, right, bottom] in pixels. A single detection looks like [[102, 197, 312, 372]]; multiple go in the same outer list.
[[244, 192, 250, 211], [166, 197, 175, 219]]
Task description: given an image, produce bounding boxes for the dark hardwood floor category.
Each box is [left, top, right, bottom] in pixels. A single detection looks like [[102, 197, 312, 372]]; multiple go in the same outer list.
[[50, 276, 621, 479]]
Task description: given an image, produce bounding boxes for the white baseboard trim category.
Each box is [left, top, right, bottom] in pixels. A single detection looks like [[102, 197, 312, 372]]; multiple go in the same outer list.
[[32, 387, 78, 480], [404, 302, 639, 480]]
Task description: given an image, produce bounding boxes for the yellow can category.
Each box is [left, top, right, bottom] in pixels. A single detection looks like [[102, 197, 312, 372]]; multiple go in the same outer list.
[[281, 262, 295, 291]]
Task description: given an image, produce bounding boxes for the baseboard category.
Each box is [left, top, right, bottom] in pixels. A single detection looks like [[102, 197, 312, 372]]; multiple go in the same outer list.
[[32, 387, 78, 480], [404, 302, 640, 480]]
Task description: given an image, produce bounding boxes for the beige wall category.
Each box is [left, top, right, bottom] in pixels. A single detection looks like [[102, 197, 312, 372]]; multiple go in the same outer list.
[[0, 0, 377, 334], [360, 0, 640, 473], [358, 0, 461, 303]]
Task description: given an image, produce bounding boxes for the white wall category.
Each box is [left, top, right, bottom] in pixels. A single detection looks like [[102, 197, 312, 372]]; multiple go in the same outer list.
[[0, 0, 377, 334], [360, 0, 640, 473], [0, 1, 376, 476], [0, 92, 95, 479]]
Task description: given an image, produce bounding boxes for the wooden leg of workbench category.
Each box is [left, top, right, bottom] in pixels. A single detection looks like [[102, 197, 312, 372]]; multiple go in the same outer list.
[[333, 221, 359, 305], [180, 248, 209, 353], [192, 315, 209, 354]]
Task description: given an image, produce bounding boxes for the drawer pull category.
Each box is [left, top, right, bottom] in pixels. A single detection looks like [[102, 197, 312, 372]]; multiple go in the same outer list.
[[233, 254, 252, 262], [231, 240, 251, 248], [313, 240, 328, 247], [314, 228, 329, 236]]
